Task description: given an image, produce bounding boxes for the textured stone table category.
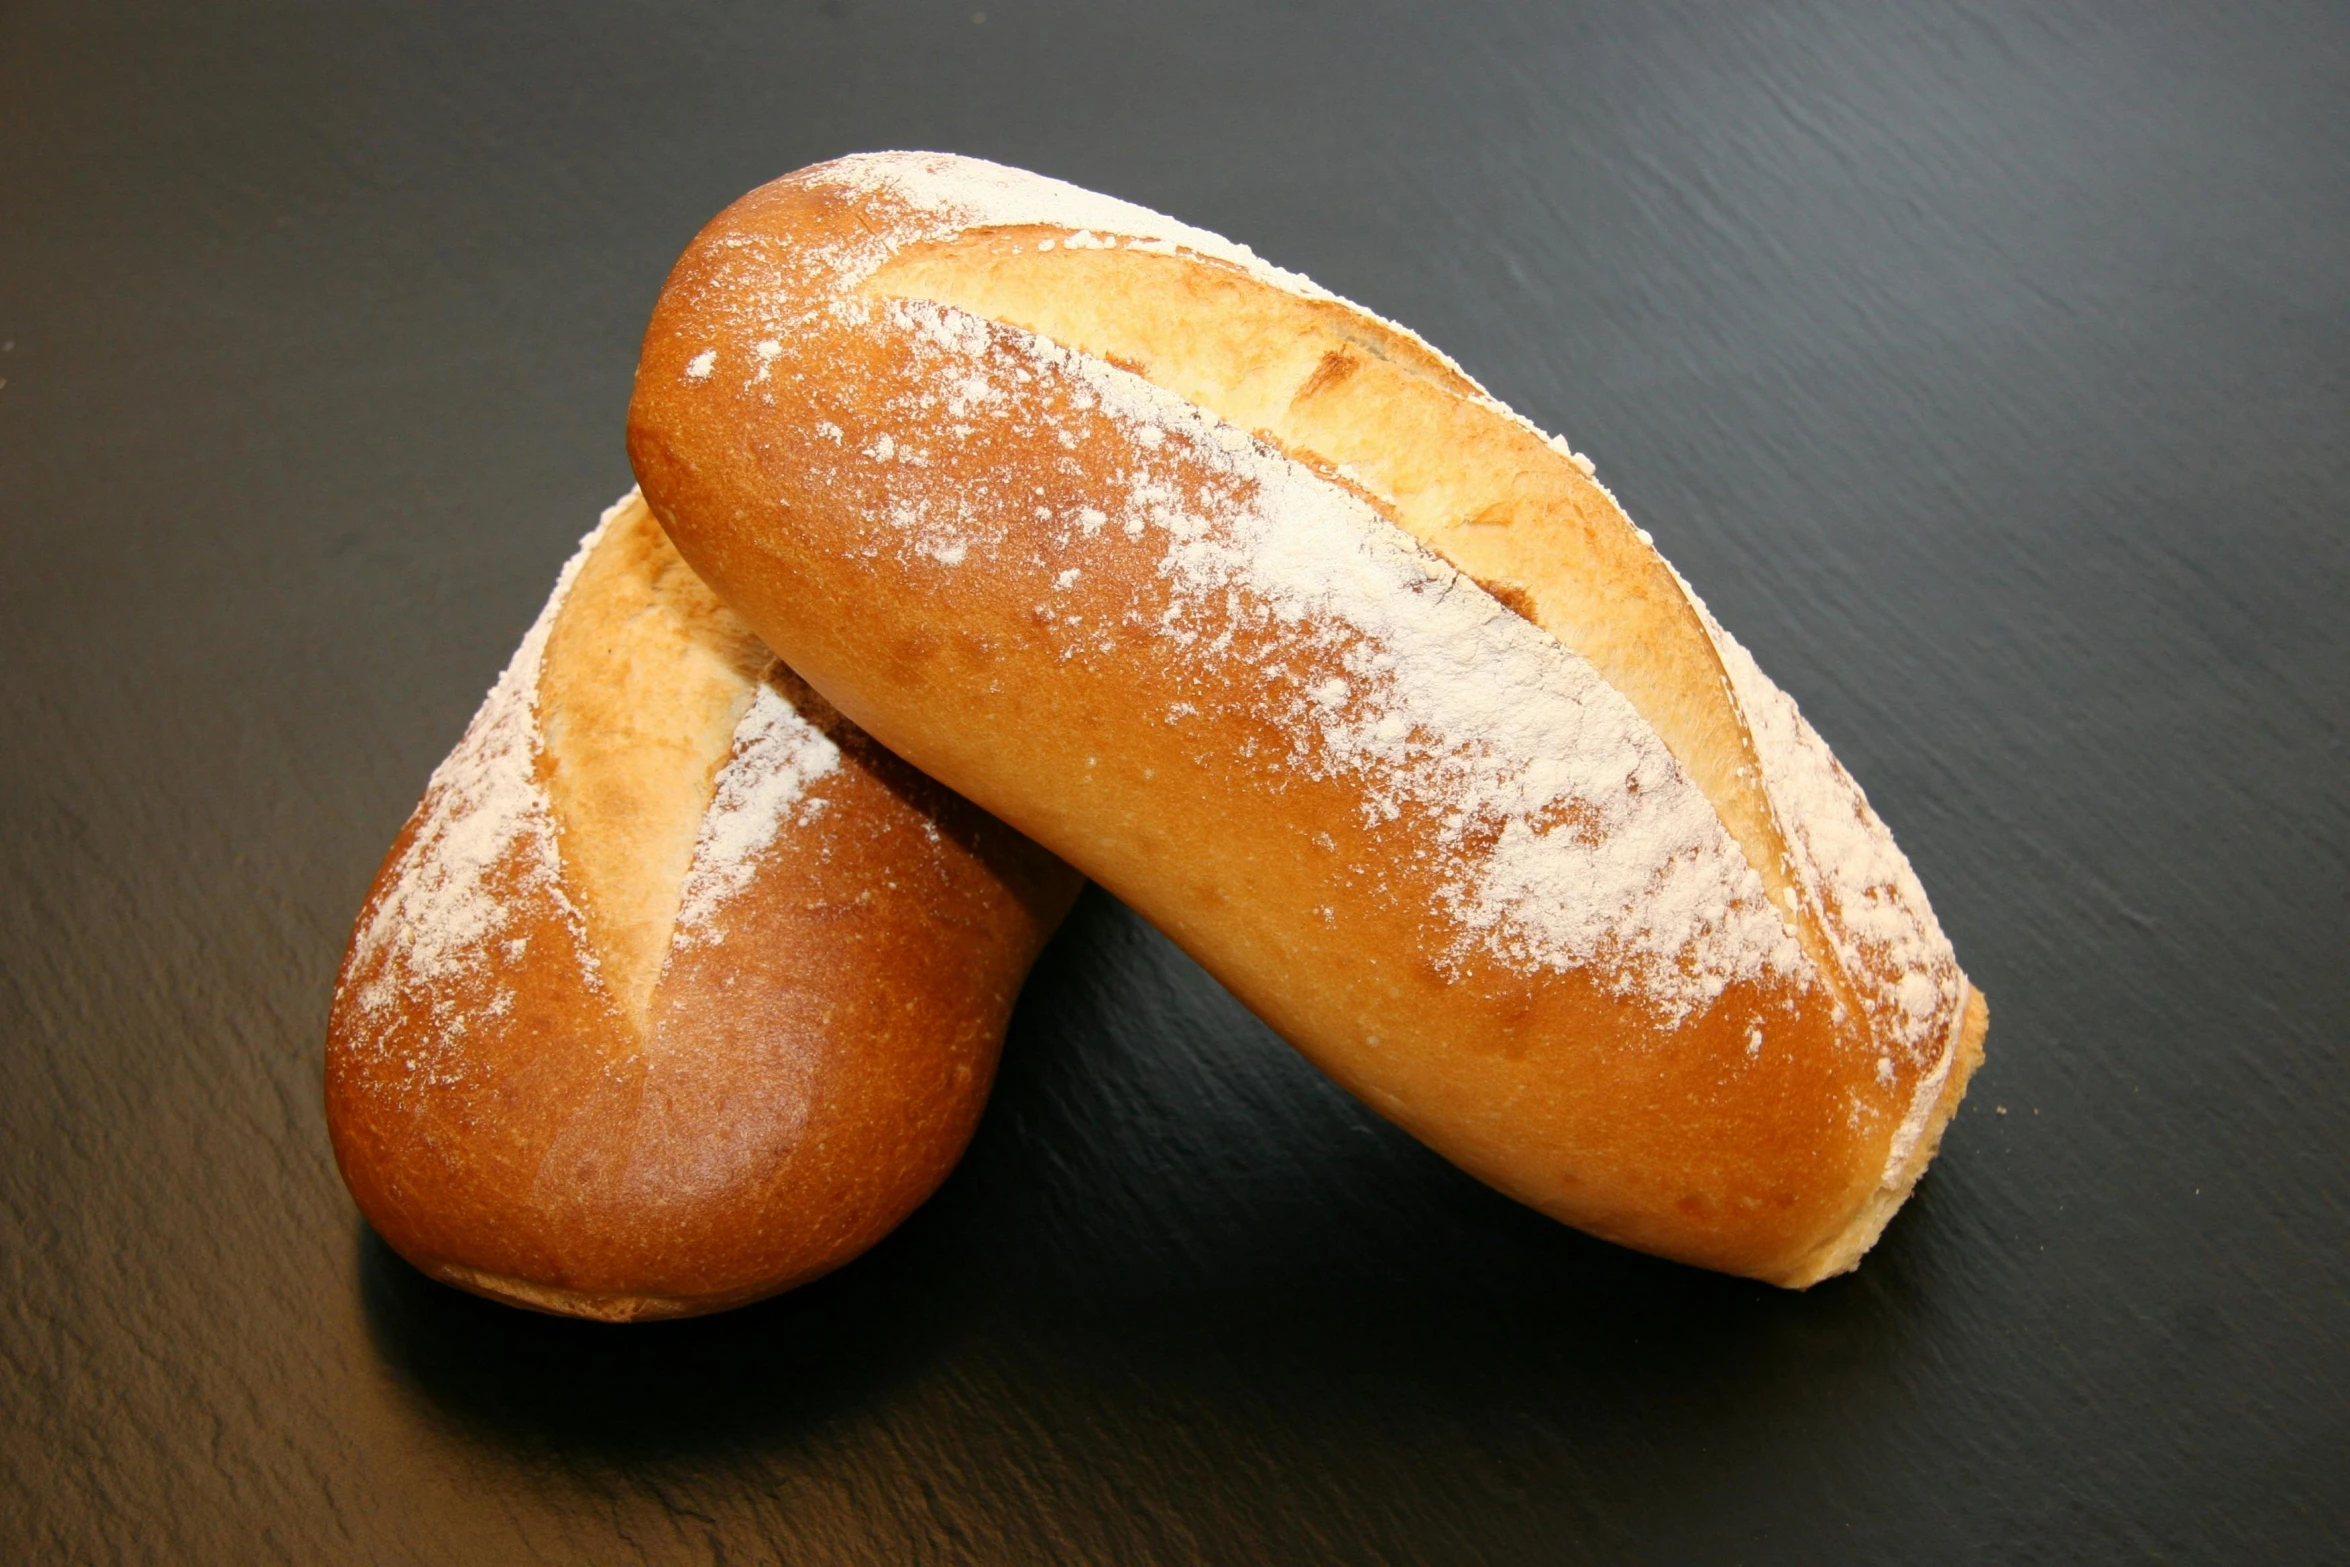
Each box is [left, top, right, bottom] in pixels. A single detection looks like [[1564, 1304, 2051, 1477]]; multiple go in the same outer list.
[[4, 2, 2344, 1560]]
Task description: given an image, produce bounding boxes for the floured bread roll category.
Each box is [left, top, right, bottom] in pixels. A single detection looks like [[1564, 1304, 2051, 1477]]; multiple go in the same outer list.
[[627, 154, 1987, 1286], [326, 489, 1079, 1320]]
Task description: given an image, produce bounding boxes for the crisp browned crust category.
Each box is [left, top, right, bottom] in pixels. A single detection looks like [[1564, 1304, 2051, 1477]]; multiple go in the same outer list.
[[627, 155, 1984, 1286], [325, 493, 1079, 1319]]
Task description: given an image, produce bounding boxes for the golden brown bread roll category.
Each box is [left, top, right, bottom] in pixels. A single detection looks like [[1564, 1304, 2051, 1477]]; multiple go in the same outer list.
[[626, 153, 1987, 1287], [326, 489, 1079, 1320]]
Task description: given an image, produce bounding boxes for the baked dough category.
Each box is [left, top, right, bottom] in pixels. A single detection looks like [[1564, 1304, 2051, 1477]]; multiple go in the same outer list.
[[326, 490, 1078, 1319], [627, 155, 1986, 1285]]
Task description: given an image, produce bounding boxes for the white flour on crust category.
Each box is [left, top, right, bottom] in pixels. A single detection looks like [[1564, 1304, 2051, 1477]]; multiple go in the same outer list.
[[347, 498, 624, 1042], [855, 300, 1805, 1022], [1702, 607, 1963, 1069], [671, 676, 842, 947]]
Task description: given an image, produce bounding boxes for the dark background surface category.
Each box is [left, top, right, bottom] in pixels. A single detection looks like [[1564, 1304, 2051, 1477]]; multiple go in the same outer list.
[[4, 1, 2345, 1560]]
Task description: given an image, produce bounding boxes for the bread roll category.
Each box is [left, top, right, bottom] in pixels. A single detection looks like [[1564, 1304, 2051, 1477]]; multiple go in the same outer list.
[[626, 154, 1986, 1287], [325, 489, 1078, 1320]]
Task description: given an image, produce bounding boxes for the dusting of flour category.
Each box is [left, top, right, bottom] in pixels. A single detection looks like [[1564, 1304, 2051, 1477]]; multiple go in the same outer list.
[[348, 493, 857, 1057], [1702, 611, 1959, 1056], [808, 152, 1336, 302], [1699, 606, 1967, 1171], [348, 499, 623, 1037], [671, 677, 842, 946], [869, 298, 1804, 1020]]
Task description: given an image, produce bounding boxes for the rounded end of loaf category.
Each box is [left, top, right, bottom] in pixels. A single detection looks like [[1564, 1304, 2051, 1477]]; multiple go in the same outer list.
[[1772, 984, 1989, 1288], [324, 487, 1079, 1322]]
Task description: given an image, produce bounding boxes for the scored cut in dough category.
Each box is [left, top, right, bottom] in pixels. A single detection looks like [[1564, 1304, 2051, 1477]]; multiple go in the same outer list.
[[539, 495, 773, 1028], [867, 240, 1863, 1015]]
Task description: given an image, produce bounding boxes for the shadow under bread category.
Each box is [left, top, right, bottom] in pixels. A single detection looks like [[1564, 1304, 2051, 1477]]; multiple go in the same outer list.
[[357, 887, 1964, 1468], [353, 1195, 963, 1465]]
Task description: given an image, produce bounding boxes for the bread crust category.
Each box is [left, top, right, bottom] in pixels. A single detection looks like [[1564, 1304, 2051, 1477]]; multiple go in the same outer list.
[[325, 491, 1079, 1320], [627, 155, 1984, 1285]]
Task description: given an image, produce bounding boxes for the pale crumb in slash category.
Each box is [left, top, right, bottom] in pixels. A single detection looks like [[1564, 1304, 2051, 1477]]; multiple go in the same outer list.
[[685, 349, 717, 380]]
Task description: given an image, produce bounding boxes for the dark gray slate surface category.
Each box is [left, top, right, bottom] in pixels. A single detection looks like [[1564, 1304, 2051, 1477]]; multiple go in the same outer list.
[[3, 1, 2344, 1560]]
